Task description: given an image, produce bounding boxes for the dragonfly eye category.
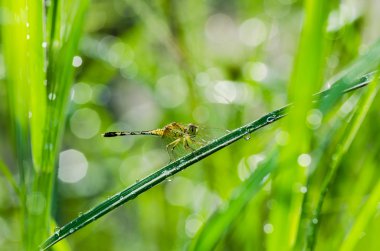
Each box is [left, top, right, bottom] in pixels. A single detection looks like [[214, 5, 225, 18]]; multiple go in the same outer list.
[[187, 124, 198, 136]]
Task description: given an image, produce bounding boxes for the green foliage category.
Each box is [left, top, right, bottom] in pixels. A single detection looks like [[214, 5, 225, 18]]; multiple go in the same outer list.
[[1, 1, 380, 251]]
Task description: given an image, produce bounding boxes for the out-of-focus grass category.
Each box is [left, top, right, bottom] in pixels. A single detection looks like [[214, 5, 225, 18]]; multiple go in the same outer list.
[[268, 1, 330, 250], [2, 0, 380, 251], [320, 75, 379, 251]]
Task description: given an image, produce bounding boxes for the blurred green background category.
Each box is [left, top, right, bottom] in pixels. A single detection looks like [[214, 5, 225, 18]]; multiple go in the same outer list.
[[1, 0, 380, 250]]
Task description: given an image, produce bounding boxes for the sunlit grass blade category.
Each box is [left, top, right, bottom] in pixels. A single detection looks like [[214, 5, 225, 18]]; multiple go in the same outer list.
[[28, 0, 46, 171], [43, 0, 90, 171], [2, 0, 89, 250], [40, 72, 374, 250], [268, 1, 330, 249], [2, 1, 46, 249], [2, 0, 32, 186]]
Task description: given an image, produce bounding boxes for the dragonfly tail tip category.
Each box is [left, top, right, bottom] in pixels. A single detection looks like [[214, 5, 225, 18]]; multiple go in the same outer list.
[[102, 132, 117, 137]]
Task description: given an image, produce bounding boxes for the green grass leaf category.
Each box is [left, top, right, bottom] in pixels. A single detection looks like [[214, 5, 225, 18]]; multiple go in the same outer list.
[[1, 0, 89, 250]]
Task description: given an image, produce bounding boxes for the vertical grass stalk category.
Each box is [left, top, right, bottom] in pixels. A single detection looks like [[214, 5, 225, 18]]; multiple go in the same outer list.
[[1, 0, 89, 250]]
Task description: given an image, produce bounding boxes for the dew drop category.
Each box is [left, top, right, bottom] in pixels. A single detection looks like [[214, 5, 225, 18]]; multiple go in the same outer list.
[[69, 228, 74, 234], [162, 170, 171, 177], [298, 153, 312, 167], [312, 218, 318, 224], [266, 115, 276, 123], [300, 186, 308, 194], [72, 56, 83, 67], [129, 191, 137, 198], [44, 143, 53, 150], [48, 92, 56, 101], [263, 223, 273, 234], [244, 133, 251, 140]]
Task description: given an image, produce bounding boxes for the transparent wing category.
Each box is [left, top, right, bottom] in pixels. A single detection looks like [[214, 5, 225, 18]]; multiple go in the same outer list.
[[194, 126, 229, 144]]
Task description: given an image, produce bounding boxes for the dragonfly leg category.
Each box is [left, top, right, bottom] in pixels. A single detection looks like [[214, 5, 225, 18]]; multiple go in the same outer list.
[[166, 138, 181, 161], [183, 137, 196, 151]]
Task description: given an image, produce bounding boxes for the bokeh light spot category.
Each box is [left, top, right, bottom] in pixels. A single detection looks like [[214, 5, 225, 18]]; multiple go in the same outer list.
[[263, 223, 274, 234], [185, 215, 203, 237], [238, 18, 267, 47], [298, 153, 312, 167], [70, 108, 101, 139], [248, 62, 268, 82], [59, 149, 88, 183], [72, 55, 83, 67], [72, 82, 93, 104], [156, 74, 188, 108], [165, 177, 194, 206], [307, 109, 323, 129]]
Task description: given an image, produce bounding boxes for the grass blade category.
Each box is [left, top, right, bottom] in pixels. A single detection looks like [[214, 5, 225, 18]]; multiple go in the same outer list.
[[2, 0, 89, 249], [0, 159, 19, 196], [268, 1, 330, 249]]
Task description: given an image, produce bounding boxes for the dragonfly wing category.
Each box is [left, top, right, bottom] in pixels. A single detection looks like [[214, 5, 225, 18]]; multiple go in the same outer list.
[[194, 126, 228, 144]]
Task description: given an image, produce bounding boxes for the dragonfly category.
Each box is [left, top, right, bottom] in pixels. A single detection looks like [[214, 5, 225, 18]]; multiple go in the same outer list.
[[102, 122, 223, 161]]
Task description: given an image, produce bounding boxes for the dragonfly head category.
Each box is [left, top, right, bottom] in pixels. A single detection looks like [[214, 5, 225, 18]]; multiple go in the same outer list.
[[187, 124, 198, 137]]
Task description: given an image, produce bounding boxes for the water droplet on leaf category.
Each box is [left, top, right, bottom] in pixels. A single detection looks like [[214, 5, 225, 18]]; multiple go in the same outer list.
[[244, 133, 251, 140]]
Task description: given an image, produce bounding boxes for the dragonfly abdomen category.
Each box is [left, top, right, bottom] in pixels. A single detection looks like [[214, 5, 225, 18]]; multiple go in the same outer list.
[[102, 129, 164, 137]]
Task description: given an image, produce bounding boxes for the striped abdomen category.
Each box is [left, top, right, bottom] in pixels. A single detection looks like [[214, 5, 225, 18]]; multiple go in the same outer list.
[[102, 129, 164, 137]]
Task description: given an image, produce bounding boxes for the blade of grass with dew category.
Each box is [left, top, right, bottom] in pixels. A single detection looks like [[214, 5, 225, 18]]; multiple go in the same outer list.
[[307, 74, 379, 251], [32, 0, 89, 250], [28, 0, 47, 172], [42, 0, 90, 174], [39, 71, 375, 250], [268, 1, 330, 250], [1, 1, 45, 249], [2, 0, 32, 191], [2, 0, 89, 250]]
